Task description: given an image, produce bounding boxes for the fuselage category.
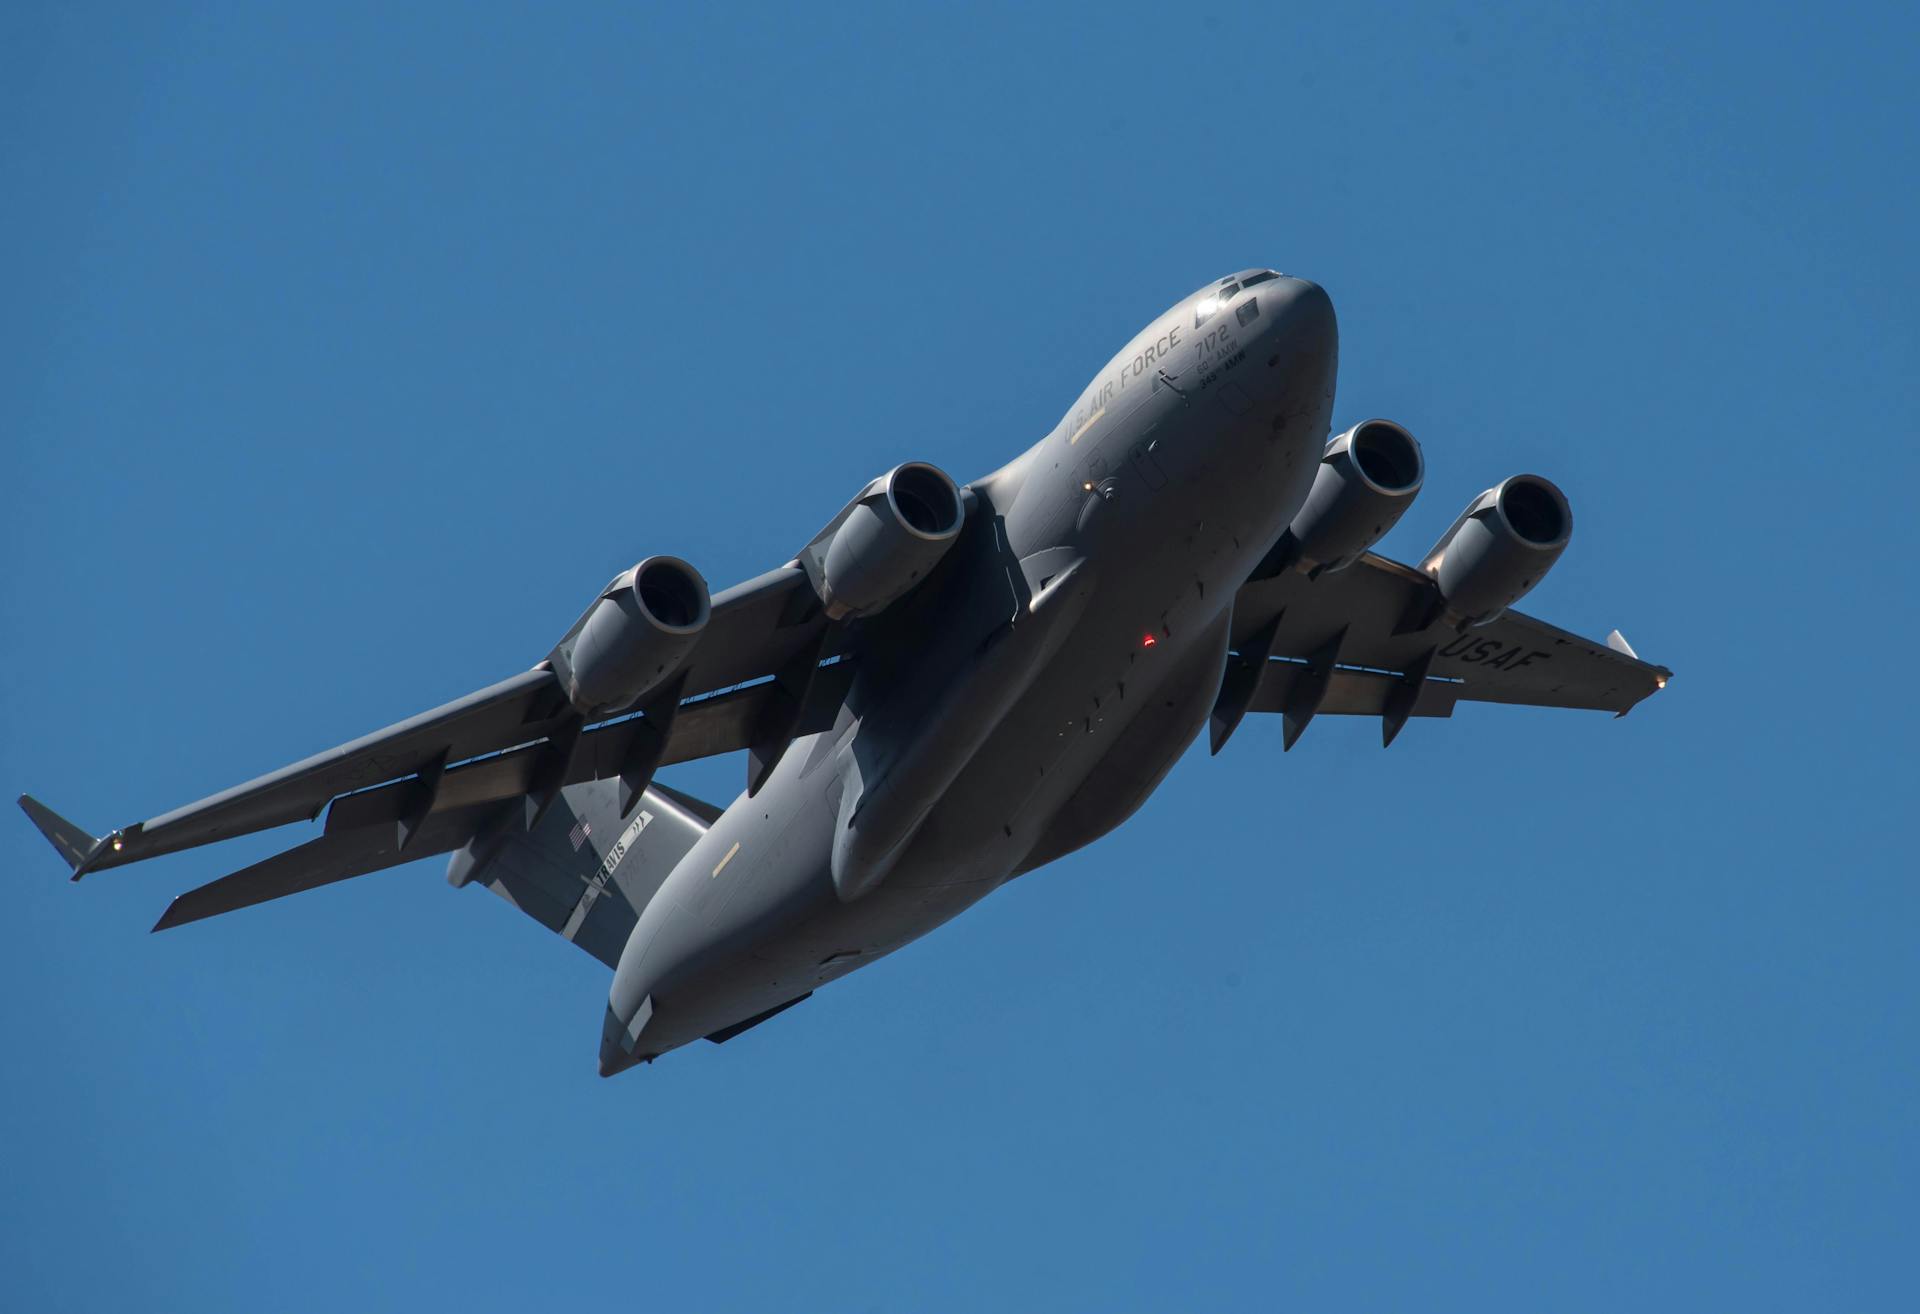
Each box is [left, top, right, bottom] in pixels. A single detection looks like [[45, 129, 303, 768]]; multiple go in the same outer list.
[[602, 272, 1339, 1069]]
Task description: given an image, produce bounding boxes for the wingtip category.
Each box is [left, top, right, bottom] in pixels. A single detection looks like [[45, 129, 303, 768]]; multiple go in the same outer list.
[[18, 794, 102, 876]]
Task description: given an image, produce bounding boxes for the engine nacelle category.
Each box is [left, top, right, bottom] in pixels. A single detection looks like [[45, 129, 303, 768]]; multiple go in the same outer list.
[[1423, 474, 1572, 625], [1276, 419, 1424, 576], [815, 462, 965, 619], [559, 555, 711, 713]]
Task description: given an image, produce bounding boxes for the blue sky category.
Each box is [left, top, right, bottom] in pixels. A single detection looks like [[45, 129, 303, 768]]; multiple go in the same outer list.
[[4, 3, 1915, 1309]]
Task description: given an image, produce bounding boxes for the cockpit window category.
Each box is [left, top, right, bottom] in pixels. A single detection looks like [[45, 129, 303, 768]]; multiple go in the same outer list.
[[1194, 282, 1241, 327], [1240, 271, 1278, 289]]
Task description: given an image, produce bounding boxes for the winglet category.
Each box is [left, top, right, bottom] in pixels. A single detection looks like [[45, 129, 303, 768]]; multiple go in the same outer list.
[[1605, 629, 1639, 660], [17, 794, 117, 880]]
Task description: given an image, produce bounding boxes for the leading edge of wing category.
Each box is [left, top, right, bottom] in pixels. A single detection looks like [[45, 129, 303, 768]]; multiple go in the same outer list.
[[20, 566, 852, 885], [20, 668, 570, 881]]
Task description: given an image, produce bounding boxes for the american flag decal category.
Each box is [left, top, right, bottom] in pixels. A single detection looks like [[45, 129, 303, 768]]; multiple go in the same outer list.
[[568, 818, 592, 851]]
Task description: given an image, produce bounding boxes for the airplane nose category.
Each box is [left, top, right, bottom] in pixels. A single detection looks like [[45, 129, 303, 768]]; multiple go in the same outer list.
[[1254, 276, 1338, 390], [1268, 276, 1337, 350]]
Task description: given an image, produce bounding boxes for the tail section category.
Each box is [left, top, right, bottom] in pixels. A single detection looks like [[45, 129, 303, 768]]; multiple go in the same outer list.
[[450, 777, 719, 969]]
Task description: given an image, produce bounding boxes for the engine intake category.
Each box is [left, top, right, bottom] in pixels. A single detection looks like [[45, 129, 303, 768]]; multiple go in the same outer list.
[[560, 555, 711, 712], [1276, 419, 1424, 576], [815, 462, 965, 619], [1424, 474, 1572, 625]]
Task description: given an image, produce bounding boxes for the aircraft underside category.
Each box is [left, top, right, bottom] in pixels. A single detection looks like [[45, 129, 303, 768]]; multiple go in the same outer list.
[[20, 270, 1671, 1077]]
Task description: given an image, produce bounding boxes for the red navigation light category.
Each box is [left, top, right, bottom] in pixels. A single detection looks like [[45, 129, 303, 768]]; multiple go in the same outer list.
[[1142, 634, 1156, 647]]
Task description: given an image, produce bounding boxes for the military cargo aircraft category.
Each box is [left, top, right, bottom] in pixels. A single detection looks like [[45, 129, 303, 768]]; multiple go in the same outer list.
[[20, 271, 1669, 1076]]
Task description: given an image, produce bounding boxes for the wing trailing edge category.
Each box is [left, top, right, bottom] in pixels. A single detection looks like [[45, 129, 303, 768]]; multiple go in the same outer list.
[[1225, 550, 1672, 750]]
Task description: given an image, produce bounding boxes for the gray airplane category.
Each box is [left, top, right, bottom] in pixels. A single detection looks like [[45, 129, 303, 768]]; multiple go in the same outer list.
[[21, 271, 1669, 1077]]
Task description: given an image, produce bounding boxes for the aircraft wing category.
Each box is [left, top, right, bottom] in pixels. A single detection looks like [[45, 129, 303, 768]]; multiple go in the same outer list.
[[1213, 551, 1670, 752], [18, 563, 846, 883]]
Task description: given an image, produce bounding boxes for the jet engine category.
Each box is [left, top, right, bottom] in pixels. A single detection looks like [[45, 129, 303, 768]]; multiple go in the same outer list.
[[558, 555, 711, 713], [1274, 419, 1424, 576], [814, 462, 965, 619], [1423, 474, 1572, 625]]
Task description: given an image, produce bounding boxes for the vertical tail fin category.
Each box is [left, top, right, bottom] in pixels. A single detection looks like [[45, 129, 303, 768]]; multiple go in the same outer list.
[[450, 777, 721, 970]]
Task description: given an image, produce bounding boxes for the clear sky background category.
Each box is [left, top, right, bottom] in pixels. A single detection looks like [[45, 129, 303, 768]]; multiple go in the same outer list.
[[4, 3, 1915, 1310]]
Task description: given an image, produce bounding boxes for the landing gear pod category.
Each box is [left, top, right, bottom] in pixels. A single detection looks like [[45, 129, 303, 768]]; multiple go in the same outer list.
[[1422, 474, 1572, 626], [813, 462, 965, 620], [555, 555, 711, 714], [1270, 419, 1425, 576]]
